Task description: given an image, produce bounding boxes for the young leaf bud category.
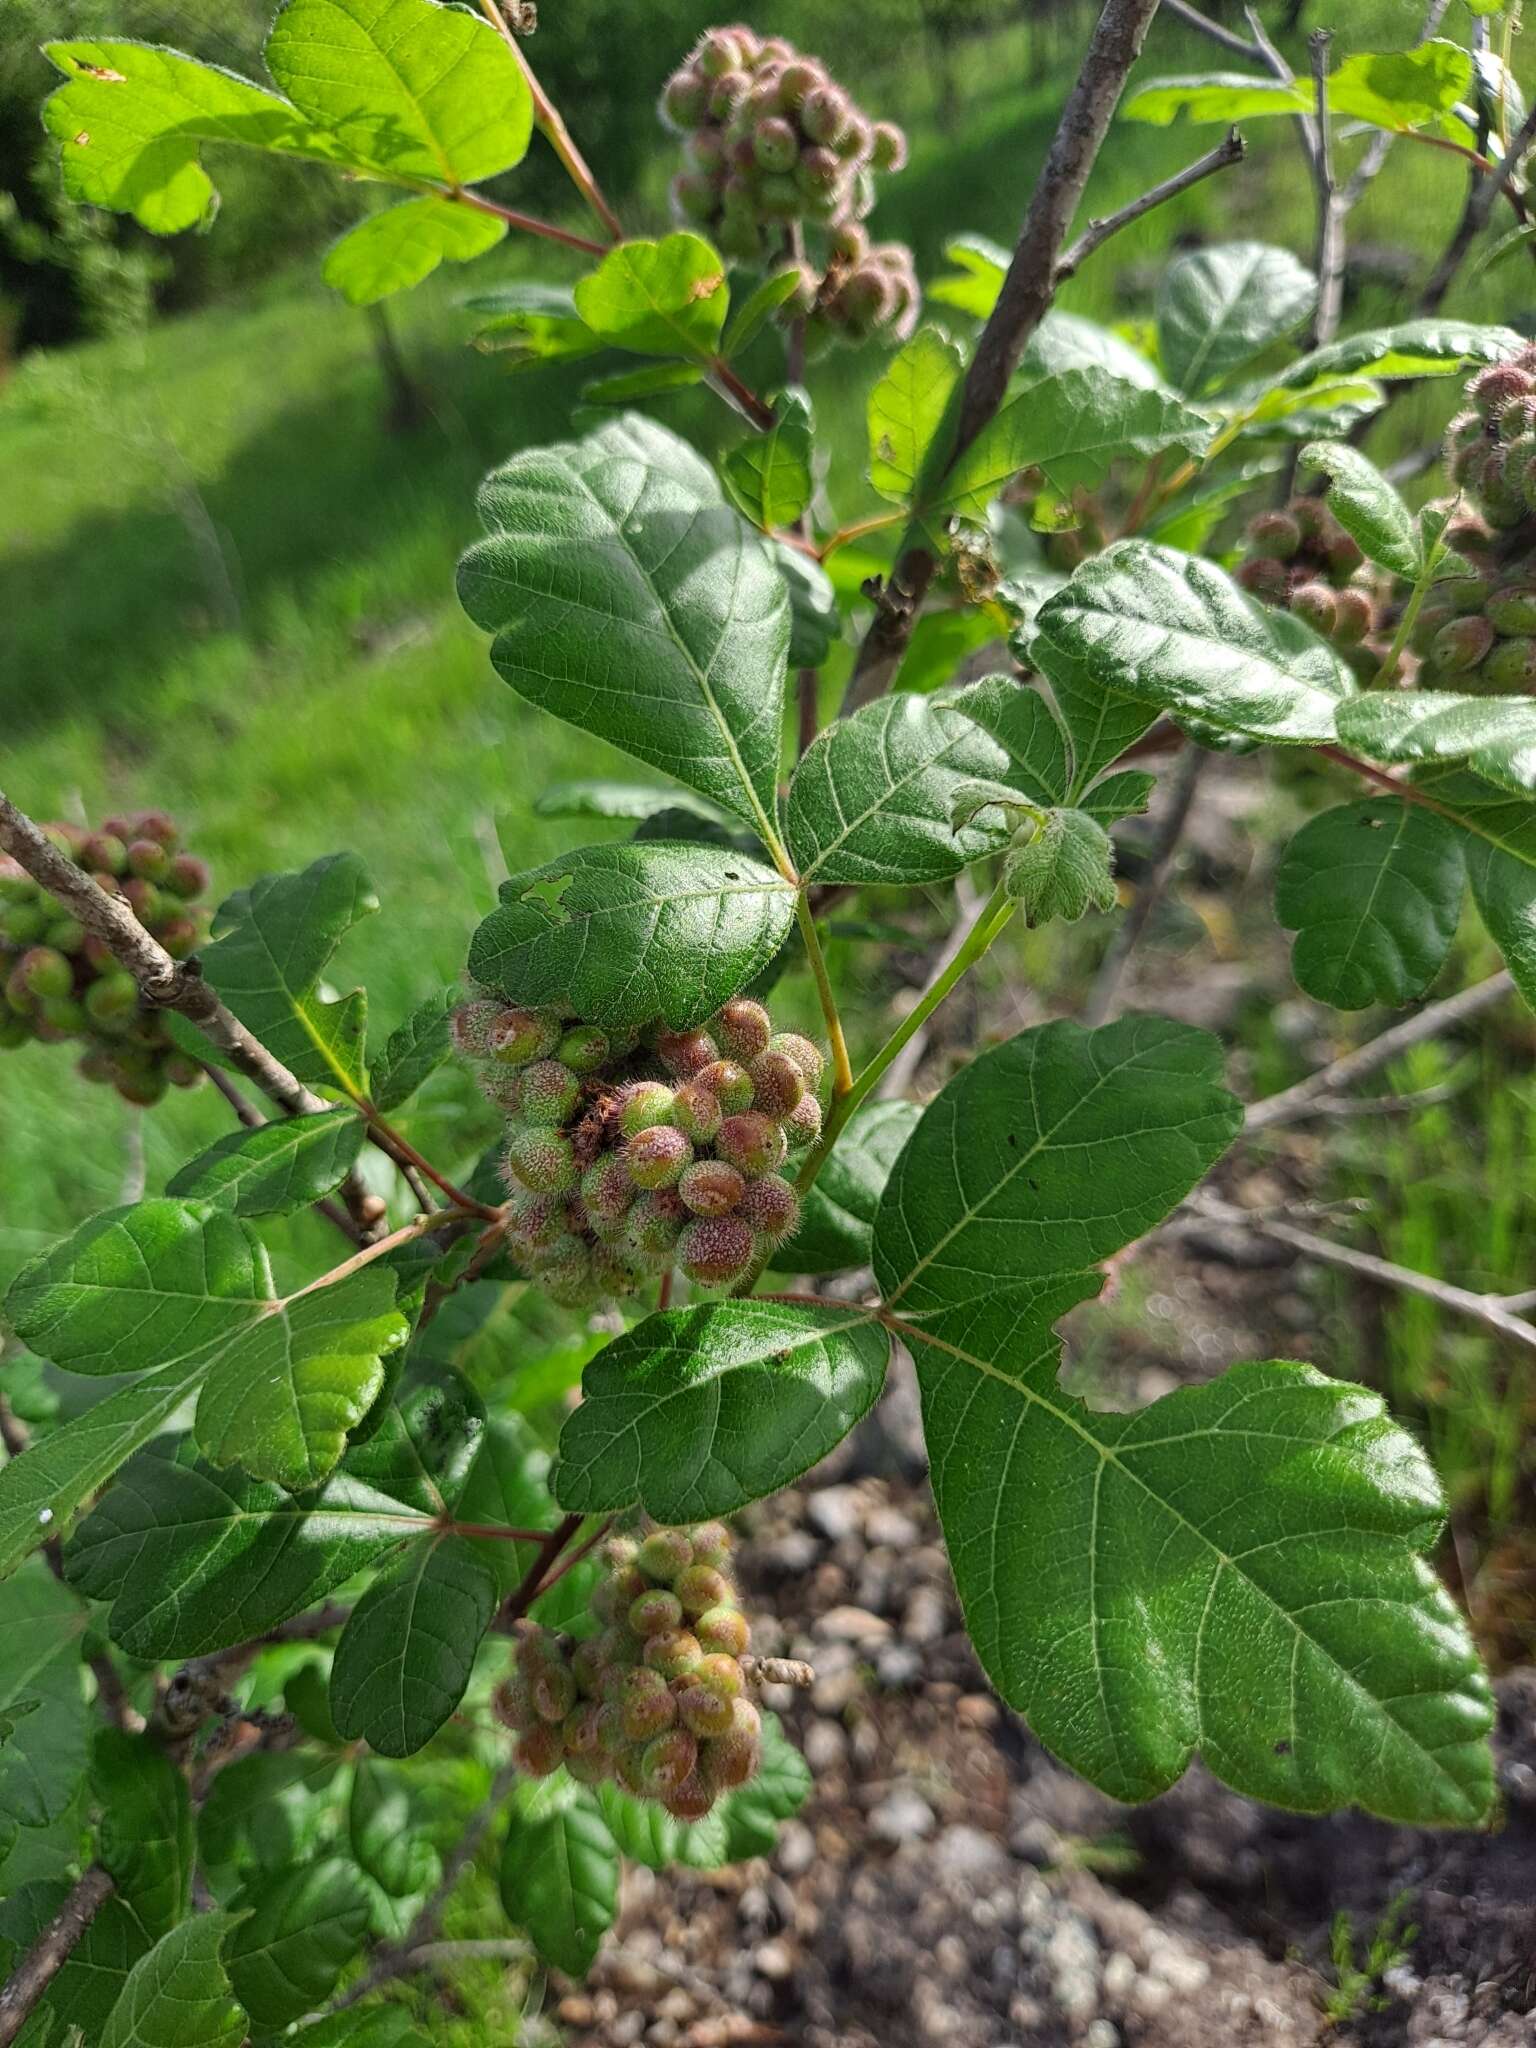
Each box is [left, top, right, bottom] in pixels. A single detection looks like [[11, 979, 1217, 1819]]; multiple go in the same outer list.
[[678, 1158, 748, 1218], [715, 1112, 788, 1178], [519, 1058, 582, 1126], [506, 1128, 578, 1195], [679, 1215, 757, 1287], [626, 1124, 693, 1189], [630, 1589, 685, 1637], [739, 1173, 800, 1243], [638, 1529, 695, 1583], [618, 1079, 677, 1136], [695, 1604, 750, 1658]]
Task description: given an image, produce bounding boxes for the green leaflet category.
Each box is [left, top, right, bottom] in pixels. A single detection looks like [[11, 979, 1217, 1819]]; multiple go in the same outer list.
[[935, 370, 1212, 520], [329, 1532, 497, 1756], [870, 1015, 1495, 1823], [92, 1730, 192, 1939], [322, 197, 505, 305], [774, 539, 840, 670], [100, 1913, 247, 2048], [348, 1759, 441, 1898], [1123, 72, 1313, 125], [1275, 800, 1466, 1009], [166, 1108, 364, 1217], [1337, 691, 1536, 799], [1268, 318, 1520, 392], [718, 1712, 812, 1859], [467, 841, 795, 1032], [723, 388, 814, 531], [786, 1098, 923, 1275], [41, 40, 346, 235], [1126, 43, 1473, 135], [1156, 243, 1317, 397], [581, 361, 705, 406], [595, 1781, 729, 1870], [225, 1860, 371, 2028], [1033, 541, 1357, 745], [193, 1267, 409, 1491], [0, 1882, 150, 2043], [202, 853, 378, 1096], [458, 415, 790, 850], [265, 0, 533, 186], [1466, 833, 1536, 1011], [369, 988, 459, 1114], [0, 1565, 90, 1834], [499, 1785, 618, 1978], [868, 326, 963, 503], [553, 1301, 891, 1521], [787, 695, 1013, 887], [573, 233, 728, 360], [1299, 442, 1421, 581], [720, 267, 801, 357]]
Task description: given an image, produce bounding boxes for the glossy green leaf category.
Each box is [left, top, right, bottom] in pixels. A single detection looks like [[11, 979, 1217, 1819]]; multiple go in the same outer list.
[[41, 40, 341, 235], [1466, 834, 1536, 1011], [718, 1713, 811, 1859], [194, 1268, 410, 1490], [0, 1361, 214, 1583], [1155, 243, 1316, 396], [1123, 72, 1312, 125], [348, 1759, 441, 1898], [936, 371, 1212, 520], [786, 1099, 922, 1275], [225, 1860, 371, 2027], [167, 1109, 364, 1217], [868, 326, 963, 502], [928, 233, 1010, 319], [92, 1730, 192, 1938], [458, 415, 790, 847], [580, 360, 704, 406], [1275, 799, 1466, 1008], [1272, 320, 1519, 392], [1023, 310, 1166, 391], [573, 233, 727, 360], [329, 1531, 496, 1756], [322, 197, 504, 305], [370, 990, 459, 1114], [1337, 692, 1536, 799], [100, 1913, 246, 2048], [293, 2014, 431, 2048], [0, 1565, 89, 1832], [65, 1447, 433, 1658], [723, 388, 813, 531], [500, 1787, 618, 1978], [0, 1883, 149, 2044], [871, 1016, 1494, 1823], [553, 1301, 890, 1521], [468, 841, 795, 1032], [5, 1200, 269, 1380], [946, 676, 1071, 804], [1298, 442, 1420, 580], [1327, 42, 1472, 131], [1033, 541, 1356, 744], [265, 0, 533, 185], [721, 266, 800, 357], [1231, 372, 1384, 438], [787, 695, 1012, 887], [466, 283, 604, 367], [202, 853, 378, 1096]]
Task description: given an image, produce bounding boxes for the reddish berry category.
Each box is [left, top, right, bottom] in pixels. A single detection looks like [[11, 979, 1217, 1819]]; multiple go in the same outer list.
[[679, 1215, 756, 1287], [581, 1155, 634, 1224], [630, 1589, 685, 1637], [643, 1629, 704, 1680], [740, 1174, 799, 1243], [675, 1564, 731, 1617], [638, 1529, 694, 1582], [694, 1058, 754, 1113], [690, 1522, 734, 1569], [677, 1682, 735, 1739], [619, 1667, 678, 1742], [784, 1092, 823, 1148], [164, 853, 209, 899], [715, 1112, 787, 1178], [506, 1127, 577, 1195], [696, 1605, 750, 1658], [1290, 581, 1339, 636], [642, 1728, 699, 1794], [661, 1771, 717, 1821], [627, 1125, 693, 1189], [492, 1676, 536, 1731], [514, 1724, 565, 1777], [490, 1008, 559, 1066], [679, 1159, 747, 1217], [769, 1032, 824, 1088], [746, 1049, 804, 1115], [656, 1027, 720, 1079]]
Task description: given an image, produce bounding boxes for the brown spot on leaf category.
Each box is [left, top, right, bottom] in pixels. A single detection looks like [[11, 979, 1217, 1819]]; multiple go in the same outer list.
[[688, 273, 725, 304], [74, 131, 91, 146], [79, 64, 127, 81]]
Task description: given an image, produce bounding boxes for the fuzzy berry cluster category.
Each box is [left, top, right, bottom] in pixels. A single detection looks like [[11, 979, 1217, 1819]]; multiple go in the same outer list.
[[660, 24, 918, 348], [453, 993, 824, 1306], [0, 813, 211, 1104], [1444, 348, 1536, 532], [1409, 533, 1536, 692], [494, 1524, 762, 1820], [1234, 497, 1384, 675]]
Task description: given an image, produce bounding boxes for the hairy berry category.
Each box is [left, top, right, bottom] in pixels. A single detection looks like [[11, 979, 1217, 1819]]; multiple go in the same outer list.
[[630, 1588, 685, 1637], [769, 1032, 824, 1088], [514, 1724, 565, 1778], [679, 1214, 756, 1287], [643, 1628, 704, 1680], [678, 1158, 747, 1217], [715, 1112, 787, 1178], [490, 1008, 559, 1066], [745, 1049, 804, 1115], [558, 1023, 611, 1073], [519, 1058, 582, 1126], [740, 1173, 800, 1242], [619, 1667, 678, 1742], [641, 1728, 699, 1795], [694, 1058, 755, 1112], [505, 1127, 578, 1195], [695, 1604, 750, 1658], [638, 1529, 695, 1582], [618, 1078, 677, 1135], [627, 1124, 693, 1189], [714, 996, 772, 1062], [675, 1564, 731, 1616], [672, 1078, 725, 1142], [1431, 614, 1496, 674]]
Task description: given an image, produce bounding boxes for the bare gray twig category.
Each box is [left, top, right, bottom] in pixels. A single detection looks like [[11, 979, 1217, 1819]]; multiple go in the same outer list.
[[1084, 746, 1206, 1029], [1056, 128, 1247, 281], [1160, 0, 1263, 62], [0, 1868, 116, 2048]]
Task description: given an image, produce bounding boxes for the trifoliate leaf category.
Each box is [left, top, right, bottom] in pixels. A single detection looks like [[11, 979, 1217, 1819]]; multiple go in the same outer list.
[[1001, 807, 1118, 926]]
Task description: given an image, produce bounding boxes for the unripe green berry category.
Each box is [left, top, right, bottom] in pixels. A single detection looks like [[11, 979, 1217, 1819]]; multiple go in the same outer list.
[[490, 1008, 559, 1067], [1487, 584, 1536, 635], [627, 1124, 693, 1189], [0, 1013, 29, 1050], [715, 1112, 787, 1178], [80, 832, 128, 877], [740, 1173, 800, 1243], [695, 1650, 744, 1698], [41, 917, 81, 956], [38, 995, 86, 1038], [83, 975, 137, 1031], [800, 81, 848, 145], [19, 947, 72, 1000], [754, 114, 798, 172], [697, 29, 746, 79], [0, 902, 47, 947], [571, 1640, 610, 1697], [619, 1667, 678, 1742], [532, 1659, 576, 1722], [642, 1626, 703, 1679], [164, 853, 209, 899], [563, 1699, 605, 1755], [678, 1158, 747, 1218], [756, 171, 801, 216], [674, 1564, 731, 1617], [506, 1127, 578, 1195], [1485, 635, 1536, 690], [672, 1079, 724, 1143], [708, 67, 750, 119], [126, 838, 168, 882], [581, 1155, 634, 1225], [638, 1529, 694, 1583], [518, 1058, 582, 1126], [702, 1719, 760, 1790], [508, 1191, 567, 1251], [630, 1588, 685, 1637], [1290, 581, 1338, 636], [769, 1032, 824, 1088], [679, 1214, 756, 1287], [695, 1604, 750, 1657], [695, 1059, 754, 1113], [596, 1622, 644, 1669], [689, 1521, 734, 1569], [1431, 614, 1496, 674], [157, 916, 202, 961], [662, 68, 709, 127], [627, 1190, 687, 1261], [557, 1024, 611, 1074], [618, 1079, 677, 1136], [672, 170, 719, 224]]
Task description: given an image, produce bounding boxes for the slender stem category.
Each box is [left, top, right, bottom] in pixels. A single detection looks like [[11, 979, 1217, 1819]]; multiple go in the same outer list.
[[1161, 0, 1264, 60], [495, 1512, 584, 1632], [707, 359, 779, 432], [794, 895, 854, 1097], [474, 0, 624, 243], [444, 185, 609, 258], [283, 1208, 479, 1306], [531, 1515, 615, 1603], [1309, 32, 1345, 349], [0, 1869, 116, 2048], [816, 511, 905, 561], [1055, 128, 1247, 281], [795, 880, 1014, 1196], [357, 1100, 500, 1220], [1370, 566, 1433, 688]]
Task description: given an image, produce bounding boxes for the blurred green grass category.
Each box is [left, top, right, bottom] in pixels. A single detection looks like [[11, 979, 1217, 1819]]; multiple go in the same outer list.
[[0, 0, 1529, 1266]]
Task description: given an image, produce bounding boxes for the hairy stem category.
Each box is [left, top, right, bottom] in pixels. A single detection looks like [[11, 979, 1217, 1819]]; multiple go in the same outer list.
[[795, 894, 855, 1098]]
